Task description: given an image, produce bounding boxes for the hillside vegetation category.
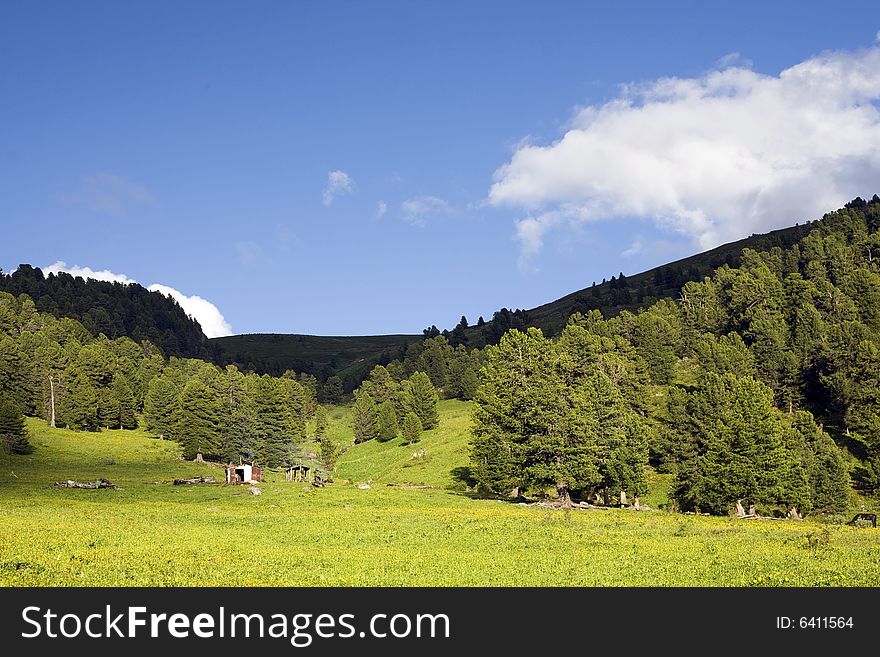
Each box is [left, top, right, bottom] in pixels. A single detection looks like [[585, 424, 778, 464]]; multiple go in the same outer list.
[[0, 265, 207, 358], [2, 415, 878, 587], [207, 218, 815, 380]]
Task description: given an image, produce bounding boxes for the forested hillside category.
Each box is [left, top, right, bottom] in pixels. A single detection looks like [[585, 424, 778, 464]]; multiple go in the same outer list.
[[0, 265, 208, 358], [209, 203, 845, 381], [469, 197, 880, 515], [3, 197, 880, 518]]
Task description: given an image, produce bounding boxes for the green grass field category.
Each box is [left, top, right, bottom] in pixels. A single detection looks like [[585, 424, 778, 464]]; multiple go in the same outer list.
[[1, 403, 878, 587]]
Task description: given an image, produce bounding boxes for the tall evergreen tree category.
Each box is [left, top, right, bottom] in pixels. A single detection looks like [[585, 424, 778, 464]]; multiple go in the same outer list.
[[352, 392, 380, 443], [405, 371, 439, 430], [175, 379, 222, 458], [60, 371, 99, 431], [401, 411, 422, 445], [0, 395, 32, 454], [377, 401, 399, 442]]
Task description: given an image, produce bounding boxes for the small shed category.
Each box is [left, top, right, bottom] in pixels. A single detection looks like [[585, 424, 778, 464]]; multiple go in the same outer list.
[[226, 463, 262, 485], [285, 464, 312, 483]]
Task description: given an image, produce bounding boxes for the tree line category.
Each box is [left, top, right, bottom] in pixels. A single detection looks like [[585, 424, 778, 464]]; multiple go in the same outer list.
[[0, 290, 332, 470], [0, 265, 208, 359], [471, 198, 880, 515]]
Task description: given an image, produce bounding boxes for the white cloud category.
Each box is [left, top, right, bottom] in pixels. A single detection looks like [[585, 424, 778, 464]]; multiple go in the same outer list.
[[716, 51, 753, 69], [376, 200, 388, 219], [63, 172, 155, 213], [235, 240, 263, 266], [43, 262, 232, 338], [400, 195, 451, 226], [489, 44, 880, 268], [147, 284, 233, 338], [322, 170, 356, 206], [43, 261, 138, 285]]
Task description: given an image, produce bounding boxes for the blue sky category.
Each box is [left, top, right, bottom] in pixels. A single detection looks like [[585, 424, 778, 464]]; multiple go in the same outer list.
[[2, 1, 879, 337]]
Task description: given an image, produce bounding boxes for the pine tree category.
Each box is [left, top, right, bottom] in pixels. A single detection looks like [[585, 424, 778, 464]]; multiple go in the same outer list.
[[314, 405, 328, 438], [175, 379, 222, 459], [377, 401, 399, 442], [401, 411, 422, 445], [113, 373, 138, 429], [405, 371, 439, 429], [671, 373, 802, 515], [60, 371, 99, 431], [321, 376, 344, 404], [318, 436, 340, 472], [144, 374, 183, 437], [0, 395, 32, 454], [352, 392, 379, 443], [251, 376, 295, 467]]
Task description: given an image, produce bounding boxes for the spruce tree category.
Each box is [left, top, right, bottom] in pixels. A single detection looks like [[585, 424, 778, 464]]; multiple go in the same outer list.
[[0, 395, 32, 454], [405, 371, 439, 429], [314, 405, 328, 438], [175, 379, 222, 459], [251, 376, 295, 467], [671, 373, 802, 515], [113, 374, 138, 430], [322, 376, 344, 404], [401, 411, 422, 445], [352, 392, 379, 443], [144, 375, 182, 437], [60, 371, 100, 431], [377, 401, 399, 442]]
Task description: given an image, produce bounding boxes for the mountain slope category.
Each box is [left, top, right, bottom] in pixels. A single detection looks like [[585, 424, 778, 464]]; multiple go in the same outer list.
[[209, 214, 818, 380], [0, 265, 207, 358]]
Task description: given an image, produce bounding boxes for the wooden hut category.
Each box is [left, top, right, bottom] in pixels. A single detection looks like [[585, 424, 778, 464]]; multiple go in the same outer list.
[[225, 463, 262, 485]]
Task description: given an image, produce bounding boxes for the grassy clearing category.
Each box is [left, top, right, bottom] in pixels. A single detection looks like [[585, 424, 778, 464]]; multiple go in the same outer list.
[[334, 399, 472, 488], [1, 411, 878, 587]]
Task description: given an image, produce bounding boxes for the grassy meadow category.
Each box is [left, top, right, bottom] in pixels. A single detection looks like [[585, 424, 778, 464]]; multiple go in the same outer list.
[[1, 401, 878, 587]]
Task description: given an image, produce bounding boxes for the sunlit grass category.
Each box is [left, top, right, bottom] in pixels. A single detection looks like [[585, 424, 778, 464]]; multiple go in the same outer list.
[[1, 411, 878, 586]]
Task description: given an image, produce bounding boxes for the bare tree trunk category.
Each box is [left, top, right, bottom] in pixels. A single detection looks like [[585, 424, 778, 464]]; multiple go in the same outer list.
[[48, 374, 56, 428], [557, 485, 573, 507]]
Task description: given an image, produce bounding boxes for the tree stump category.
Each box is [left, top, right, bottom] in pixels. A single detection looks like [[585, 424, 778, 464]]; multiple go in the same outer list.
[[735, 499, 747, 518]]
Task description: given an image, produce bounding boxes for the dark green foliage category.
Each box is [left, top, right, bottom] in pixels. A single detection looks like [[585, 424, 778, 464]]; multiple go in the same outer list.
[[0, 265, 206, 358], [250, 376, 297, 467], [404, 371, 439, 430], [789, 411, 849, 513], [318, 436, 340, 472], [314, 405, 328, 438], [669, 374, 809, 515], [352, 392, 380, 443], [60, 372, 99, 431], [471, 327, 648, 502], [175, 379, 222, 459], [144, 374, 182, 437], [0, 395, 32, 454], [321, 375, 344, 404], [401, 411, 422, 445], [377, 401, 398, 442]]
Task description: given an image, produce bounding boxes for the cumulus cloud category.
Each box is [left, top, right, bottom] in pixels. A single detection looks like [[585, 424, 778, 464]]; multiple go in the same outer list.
[[400, 195, 451, 226], [376, 200, 388, 219], [147, 284, 233, 338], [43, 261, 137, 285], [489, 44, 880, 269], [322, 170, 356, 206], [63, 172, 155, 213], [42, 262, 232, 338]]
